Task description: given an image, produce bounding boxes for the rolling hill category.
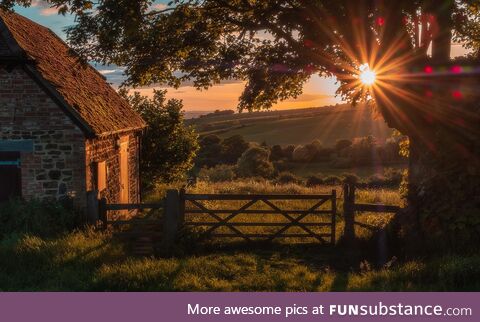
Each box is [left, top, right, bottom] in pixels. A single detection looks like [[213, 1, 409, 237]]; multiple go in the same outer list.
[[187, 104, 395, 146]]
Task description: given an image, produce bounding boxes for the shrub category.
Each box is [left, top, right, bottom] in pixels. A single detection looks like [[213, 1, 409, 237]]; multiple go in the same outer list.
[[306, 175, 324, 187], [273, 160, 294, 172], [221, 135, 250, 164], [366, 174, 387, 187], [197, 165, 236, 182], [330, 156, 352, 169], [323, 175, 342, 185], [335, 139, 353, 153], [270, 145, 284, 161], [314, 147, 334, 162], [292, 145, 314, 162], [276, 172, 299, 184], [383, 168, 403, 186], [0, 198, 80, 239], [342, 173, 360, 184], [282, 145, 296, 161], [120, 89, 199, 187], [236, 147, 274, 178]]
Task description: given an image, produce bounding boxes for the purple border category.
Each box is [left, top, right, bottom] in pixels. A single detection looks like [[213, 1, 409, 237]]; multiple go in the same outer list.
[[0, 292, 477, 322]]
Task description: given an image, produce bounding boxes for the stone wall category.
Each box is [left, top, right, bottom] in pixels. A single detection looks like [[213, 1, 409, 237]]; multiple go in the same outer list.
[[85, 132, 141, 206], [0, 66, 86, 206]]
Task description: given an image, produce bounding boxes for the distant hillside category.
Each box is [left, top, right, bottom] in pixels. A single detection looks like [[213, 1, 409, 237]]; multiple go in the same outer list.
[[187, 104, 394, 146]]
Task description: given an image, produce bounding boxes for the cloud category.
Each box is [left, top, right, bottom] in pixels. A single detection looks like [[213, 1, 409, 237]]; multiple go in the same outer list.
[[40, 7, 58, 16], [30, 0, 58, 16], [99, 69, 119, 75], [152, 3, 168, 10]]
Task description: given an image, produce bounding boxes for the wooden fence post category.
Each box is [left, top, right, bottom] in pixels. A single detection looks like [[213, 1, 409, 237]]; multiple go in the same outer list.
[[331, 189, 337, 246], [343, 183, 356, 246], [161, 189, 180, 253]]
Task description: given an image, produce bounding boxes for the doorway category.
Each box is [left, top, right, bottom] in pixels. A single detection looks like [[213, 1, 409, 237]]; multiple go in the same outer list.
[[119, 137, 129, 204]]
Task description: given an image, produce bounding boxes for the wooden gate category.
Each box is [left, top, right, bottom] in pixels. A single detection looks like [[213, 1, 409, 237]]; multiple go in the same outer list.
[[182, 191, 337, 244]]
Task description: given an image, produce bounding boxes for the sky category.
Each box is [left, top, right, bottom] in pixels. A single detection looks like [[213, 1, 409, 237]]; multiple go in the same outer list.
[[15, 1, 469, 111]]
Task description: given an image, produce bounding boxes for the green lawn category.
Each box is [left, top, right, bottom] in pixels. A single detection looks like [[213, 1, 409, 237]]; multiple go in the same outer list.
[[1, 181, 477, 291], [1, 229, 479, 291], [285, 162, 407, 178]]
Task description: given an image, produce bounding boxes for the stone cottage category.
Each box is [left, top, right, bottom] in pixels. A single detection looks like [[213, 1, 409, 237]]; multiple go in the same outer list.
[[0, 11, 146, 214]]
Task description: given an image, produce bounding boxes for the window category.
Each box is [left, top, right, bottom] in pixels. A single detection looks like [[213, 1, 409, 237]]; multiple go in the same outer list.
[[97, 161, 107, 192]]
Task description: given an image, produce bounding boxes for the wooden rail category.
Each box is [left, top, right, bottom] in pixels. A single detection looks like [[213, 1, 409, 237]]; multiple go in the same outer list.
[[182, 191, 337, 244], [98, 198, 165, 227], [342, 183, 401, 246]]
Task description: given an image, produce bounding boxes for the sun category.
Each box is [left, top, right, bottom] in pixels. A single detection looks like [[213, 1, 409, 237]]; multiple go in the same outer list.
[[359, 64, 376, 86]]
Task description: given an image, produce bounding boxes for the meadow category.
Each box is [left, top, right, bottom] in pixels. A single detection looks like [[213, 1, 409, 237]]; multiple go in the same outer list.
[[1, 180, 479, 291], [188, 105, 393, 146]]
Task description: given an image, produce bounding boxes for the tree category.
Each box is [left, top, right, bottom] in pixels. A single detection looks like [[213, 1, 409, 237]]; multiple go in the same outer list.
[[196, 134, 223, 168], [120, 89, 198, 188], [221, 135, 250, 164], [335, 139, 353, 154], [269, 145, 284, 161], [4, 0, 480, 249], [236, 146, 274, 178]]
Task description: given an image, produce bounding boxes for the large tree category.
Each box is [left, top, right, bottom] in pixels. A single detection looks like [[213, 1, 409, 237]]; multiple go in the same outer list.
[[2, 0, 479, 250]]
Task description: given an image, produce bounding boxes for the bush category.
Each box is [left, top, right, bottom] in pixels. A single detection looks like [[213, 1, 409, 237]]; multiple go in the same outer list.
[[330, 156, 352, 169], [366, 174, 387, 188], [273, 160, 294, 172], [0, 199, 80, 239], [292, 145, 314, 162], [306, 175, 324, 187], [276, 172, 299, 184], [323, 175, 342, 185], [221, 135, 250, 164], [270, 145, 284, 161], [365, 168, 404, 188], [236, 146, 274, 178], [335, 139, 353, 153], [120, 89, 199, 186], [282, 145, 296, 161], [342, 173, 360, 184], [197, 165, 237, 182]]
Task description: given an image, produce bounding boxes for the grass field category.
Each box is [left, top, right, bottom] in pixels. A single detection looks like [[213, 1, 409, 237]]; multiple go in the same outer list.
[[285, 162, 407, 178], [1, 228, 479, 291], [188, 105, 393, 145], [1, 180, 477, 291]]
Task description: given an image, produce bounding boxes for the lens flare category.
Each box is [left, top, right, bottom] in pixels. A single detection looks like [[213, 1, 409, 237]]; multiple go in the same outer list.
[[359, 65, 376, 85]]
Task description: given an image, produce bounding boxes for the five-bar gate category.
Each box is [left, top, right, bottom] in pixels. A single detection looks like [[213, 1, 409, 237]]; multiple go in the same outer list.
[[182, 191, 337, 244]]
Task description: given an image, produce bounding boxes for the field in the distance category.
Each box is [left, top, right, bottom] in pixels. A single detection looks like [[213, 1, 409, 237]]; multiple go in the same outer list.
[[187, 105, 394, 146]]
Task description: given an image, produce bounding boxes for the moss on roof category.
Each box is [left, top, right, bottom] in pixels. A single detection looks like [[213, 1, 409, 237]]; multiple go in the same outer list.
[[0, 11, 145, 135]]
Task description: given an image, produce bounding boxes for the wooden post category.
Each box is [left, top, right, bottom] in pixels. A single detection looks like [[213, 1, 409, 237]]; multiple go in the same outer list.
[[161, 189, 180, 253], [99, 197, 108, 229], [343, 183, 356, 245], [331, 189, 337, 246]]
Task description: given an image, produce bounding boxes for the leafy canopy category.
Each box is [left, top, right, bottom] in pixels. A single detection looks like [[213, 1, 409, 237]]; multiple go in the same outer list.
[[2, 0, 479, 110], [120, 89, 199, 186]]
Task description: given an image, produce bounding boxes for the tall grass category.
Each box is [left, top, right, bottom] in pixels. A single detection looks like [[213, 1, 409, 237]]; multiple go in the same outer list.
[[1, 180, 477, 291], [1, 229, 479, 291], [150, 179, 402, 243]]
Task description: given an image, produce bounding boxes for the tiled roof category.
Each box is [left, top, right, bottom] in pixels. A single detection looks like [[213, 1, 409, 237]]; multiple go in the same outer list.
[[0, 10, 145, 136]]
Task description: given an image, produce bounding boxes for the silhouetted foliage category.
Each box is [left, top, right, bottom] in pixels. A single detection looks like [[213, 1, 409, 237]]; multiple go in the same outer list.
[[236, 146, 274, 178], [120, 89, 199, 187]]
